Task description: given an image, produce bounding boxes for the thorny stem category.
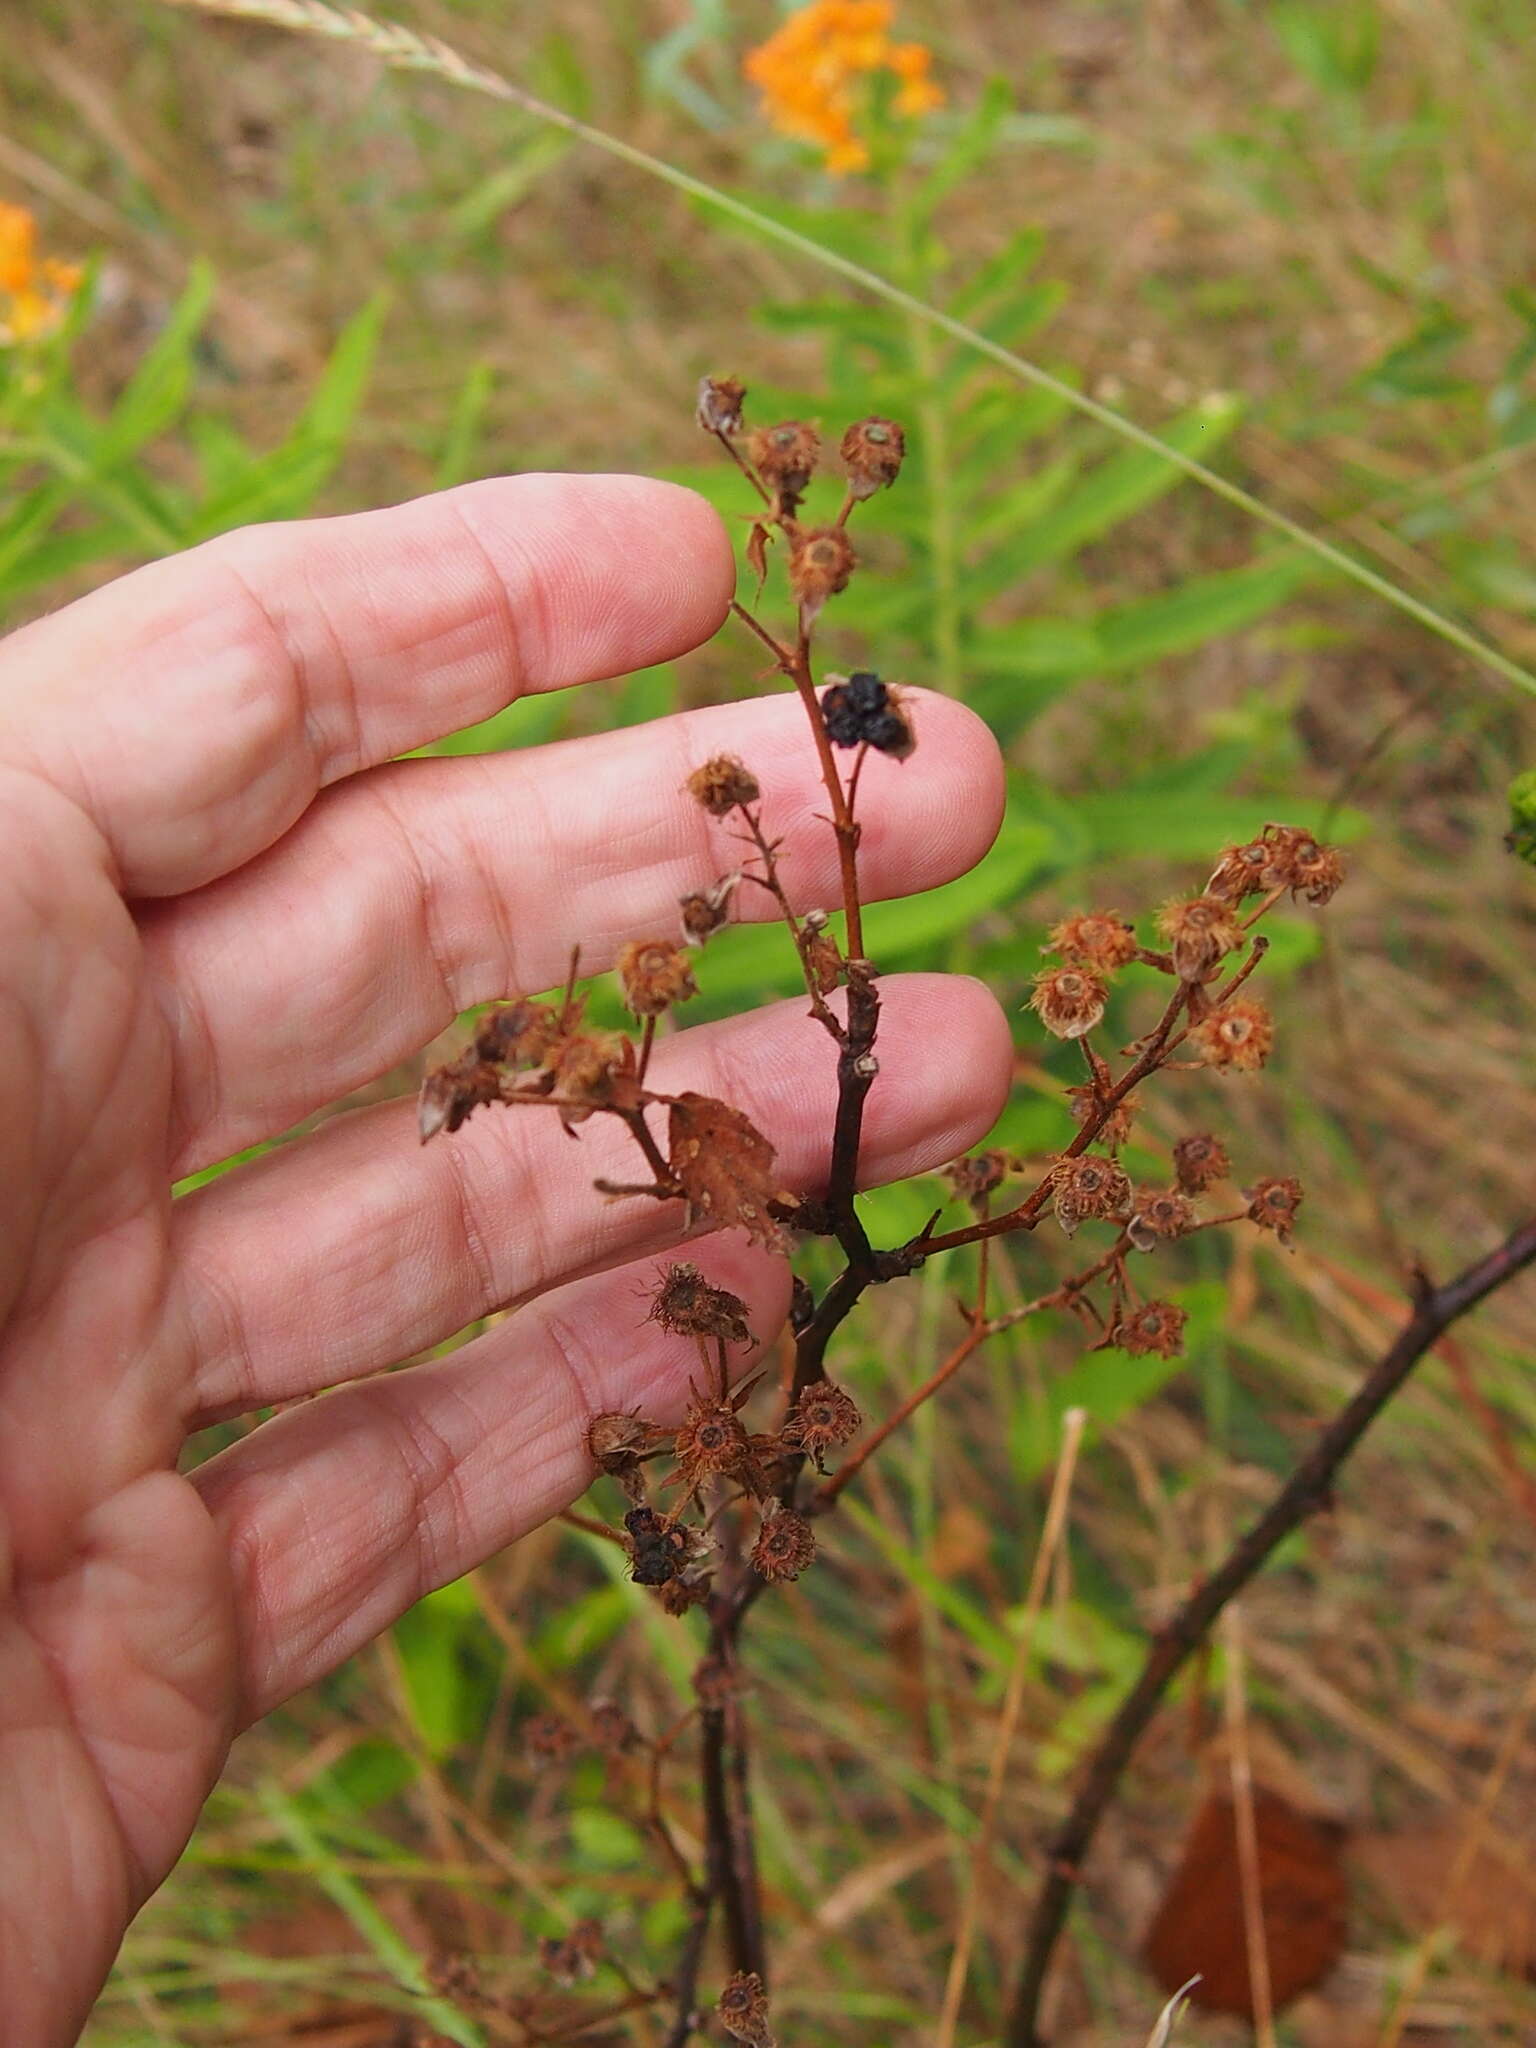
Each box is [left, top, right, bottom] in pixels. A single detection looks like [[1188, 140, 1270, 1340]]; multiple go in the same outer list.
[[1003, 1213, 1536, 2048]]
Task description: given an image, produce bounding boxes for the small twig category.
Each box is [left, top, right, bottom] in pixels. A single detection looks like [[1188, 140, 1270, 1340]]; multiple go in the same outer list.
[[1003, 1214, 1536, 2047]]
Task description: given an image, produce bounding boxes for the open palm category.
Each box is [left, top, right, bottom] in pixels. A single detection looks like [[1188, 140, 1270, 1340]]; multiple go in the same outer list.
[[0, 473, 1009, 2041]]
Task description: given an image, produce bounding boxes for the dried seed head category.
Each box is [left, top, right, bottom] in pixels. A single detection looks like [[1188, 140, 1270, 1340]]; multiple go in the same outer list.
[[750, 1506, 817, 1583], [1045, 910, 1139, 972], [1128, 1186, 1197, 1249], [681, 872, 740, 945], [648, 1262, 755, 1346], [820, 669, 913, 756], [1157, 894, 1245, 982], [674, 1398, 753, 1480], [790, 524, 857, 619], [1247, 1174, 1304, 1244], [623, 1506, 692, 1587], [586, 1698, 638, 1755], [587, 1410, 664, 1473], [616, 938, 698, 1019], [1205, 837, 1275, 902], [1267, 825, 1346, 905], [1051, 1153, 1132, 1237], [543, 1028, 634, 1126], [1191, 998, 1274, 1072], [749, 419, 820, 509], [840, 414, 906, 498], [659, 1571, 712, 1615], [473, 998, 563, 1068], [417, 1052, 501, 1144], [1066, 1085, 1138, 1152], [686, 754, 761, 817], [943, 1149, 1012, 1210], [1028, 965, 1109, 1040], [539, 1917, 603, 1985], [781, 1381, 862, 1462], [1116, 1299, 1188, 1359], [717, 1970, 775, 2048], [524, 1712, 581, 1765], [1170, 1133, 1227, 1195], [697, 374, 746, 437]]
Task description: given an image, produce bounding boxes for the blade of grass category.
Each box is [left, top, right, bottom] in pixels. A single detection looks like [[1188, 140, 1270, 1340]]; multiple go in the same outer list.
[[255, 1779, 486, 2047], [153, 0, 1536, 701]]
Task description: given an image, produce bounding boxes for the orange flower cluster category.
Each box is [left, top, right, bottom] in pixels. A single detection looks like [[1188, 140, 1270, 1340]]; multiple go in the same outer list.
[[0, 202, 82, 347], [743, 1, 943, 175]]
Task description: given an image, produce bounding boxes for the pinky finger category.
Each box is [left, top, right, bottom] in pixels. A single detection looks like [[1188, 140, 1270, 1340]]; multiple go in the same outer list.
[[193, 1238, 791, 1724]]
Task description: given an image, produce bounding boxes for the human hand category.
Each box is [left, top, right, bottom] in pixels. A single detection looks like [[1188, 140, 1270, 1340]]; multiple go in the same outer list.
[[0, 473, 1010, 2040]]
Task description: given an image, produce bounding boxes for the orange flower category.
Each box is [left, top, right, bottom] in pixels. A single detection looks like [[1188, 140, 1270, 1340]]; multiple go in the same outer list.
[[0, 201, 83, 347], [744, 1, 944, 176]]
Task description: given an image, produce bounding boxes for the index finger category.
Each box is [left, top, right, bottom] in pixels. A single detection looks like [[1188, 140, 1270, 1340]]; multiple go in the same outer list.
[[0, 474, 735, 896]]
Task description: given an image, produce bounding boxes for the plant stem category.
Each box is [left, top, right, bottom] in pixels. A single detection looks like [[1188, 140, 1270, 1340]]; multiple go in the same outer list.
[[1003, 1214, 1536, 2047]]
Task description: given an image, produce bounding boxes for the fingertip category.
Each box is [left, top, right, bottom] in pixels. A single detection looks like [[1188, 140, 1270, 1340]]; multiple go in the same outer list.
[[902, 688, 1008, 869], [855, 970, 1015, 1182]]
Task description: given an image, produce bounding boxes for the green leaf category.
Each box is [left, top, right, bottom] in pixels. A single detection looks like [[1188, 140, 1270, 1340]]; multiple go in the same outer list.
[[434, 361, 496, 490], [905, 77, 1013, 219], [1093, 555, 1311, 669], [1003, 394, 1243, 576], [98, 262, 217, 465]]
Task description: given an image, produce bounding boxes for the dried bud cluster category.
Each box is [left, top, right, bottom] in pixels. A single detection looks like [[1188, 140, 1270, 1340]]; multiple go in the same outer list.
[[1129, 1187, 1196, 1248], [781, 1380, 862, 1465], [648, 1263, 754, 1347], [1116, 1300, 1188, 1358], [1046, 910, 1138, 972], [750, 1506, 817, 1583], [821, 670, 914, 757], [1207, 822, 1345, 905], [1247, 1175, 1304, 1243]]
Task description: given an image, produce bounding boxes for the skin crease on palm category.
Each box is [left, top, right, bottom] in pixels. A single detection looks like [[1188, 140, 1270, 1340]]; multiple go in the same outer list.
[[0, 471, 1012, 2042]]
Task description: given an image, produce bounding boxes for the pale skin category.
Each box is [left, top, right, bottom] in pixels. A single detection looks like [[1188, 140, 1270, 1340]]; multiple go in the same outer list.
[[0, 473, 1012, 2041]]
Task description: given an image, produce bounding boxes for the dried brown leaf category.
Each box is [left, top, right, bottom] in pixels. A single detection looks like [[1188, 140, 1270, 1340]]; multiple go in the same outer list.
[[666, 1091, 788, 1251]]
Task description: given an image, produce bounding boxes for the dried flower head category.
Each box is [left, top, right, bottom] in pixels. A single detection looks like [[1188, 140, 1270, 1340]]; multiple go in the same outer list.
[[648, 1263, 755, 1347], [473, 999, 563, 1068], [943, 1149, 1012, 1211], [1158, 894, 1244, 983], [1066, 1084, 1138, 1152], [1173, 1132, 1231, 1194], [750, 1506, 817, 1583], [1046, 910, 1139, 973], [790, 524, 857, 618], [587, 1699, 639, 1756], [1029, 965, 1109, 1040], [539, 1918, 603, 1985], [1191, 998, 1274, 1072], [1116, 1299, 1188, 1359], [616, 938, 698, 1019], [781, 1380, 862, 1464], [673, 1398, 754, 1484], [623, 1507, 693, 1588], [686, 754, 760, 817], [587, 1410, 666, 1473], [1247, 1175, 1304, 1244], [1268, 826, 1346, 905], [697, 375, 746, 437], [717, 1968, 775, 2048], [749, 420, 820, 509], [1205, 837, 1275, 902], [681, 873, 741, 946], [659, 1572, 712, 1616], [1130, 1187, 1197, 1244], [1051, 1153, 1132, 1237], [417, 1051, 501, 1144], [544, 1028, 635, 1127], [524, 1712, 581, 1765], [821, 670, 913, 757], [840, 415, 906, 498]]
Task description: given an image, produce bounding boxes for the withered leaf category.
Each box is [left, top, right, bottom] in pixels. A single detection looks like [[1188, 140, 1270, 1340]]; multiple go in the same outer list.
[[1143, 1787, 1347, 2017], [746, 519, 772, 598], [667, 1091, 788, 1251]]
